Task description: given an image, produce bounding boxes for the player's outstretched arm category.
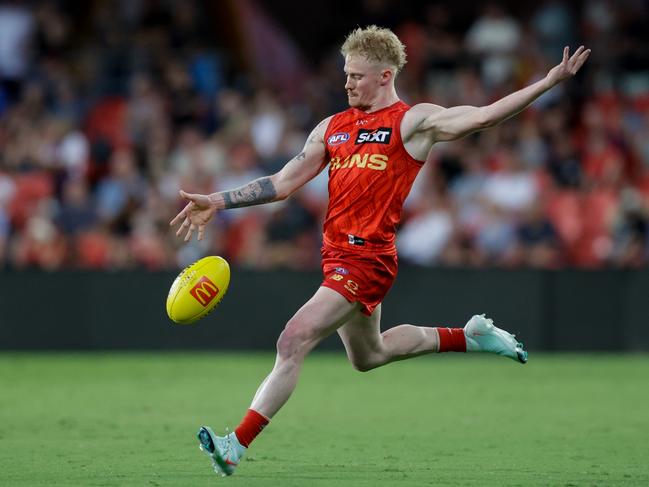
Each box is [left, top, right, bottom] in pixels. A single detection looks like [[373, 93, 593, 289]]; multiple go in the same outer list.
[[406, 46, 591, 146], [170, 117, 331, 242]]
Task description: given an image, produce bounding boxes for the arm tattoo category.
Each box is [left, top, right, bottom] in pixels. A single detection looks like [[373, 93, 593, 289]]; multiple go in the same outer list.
[[296, 151, 306, 161], [308, 121, 325, 144], [221, 177, 278, 209]]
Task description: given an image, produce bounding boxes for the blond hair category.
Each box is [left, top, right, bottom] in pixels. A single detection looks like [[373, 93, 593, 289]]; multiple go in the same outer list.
[[341, 25, 407, 74]]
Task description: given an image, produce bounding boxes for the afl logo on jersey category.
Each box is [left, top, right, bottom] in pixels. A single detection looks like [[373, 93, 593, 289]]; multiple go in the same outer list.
[[327, 132, 350, 146]]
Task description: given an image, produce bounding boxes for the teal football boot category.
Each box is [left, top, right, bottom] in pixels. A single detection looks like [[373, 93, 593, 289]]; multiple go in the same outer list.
[[197, 426, 246, 477], [464, 314, 528, 364]]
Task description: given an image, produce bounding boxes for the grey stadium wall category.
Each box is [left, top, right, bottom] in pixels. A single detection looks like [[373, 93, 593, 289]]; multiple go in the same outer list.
[[1, 268, 649, 351]]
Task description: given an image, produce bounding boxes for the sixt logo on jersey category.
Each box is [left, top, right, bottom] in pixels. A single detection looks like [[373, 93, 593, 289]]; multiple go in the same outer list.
[[355, 127, 392, 145], [327, 132, 350, 146]]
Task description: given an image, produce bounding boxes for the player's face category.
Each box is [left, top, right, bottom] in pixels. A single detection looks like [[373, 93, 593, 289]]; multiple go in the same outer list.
[[344, 55, 385, 110]]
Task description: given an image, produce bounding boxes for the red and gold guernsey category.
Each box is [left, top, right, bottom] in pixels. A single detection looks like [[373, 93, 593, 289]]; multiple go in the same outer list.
[[323, 100, 424, 254]]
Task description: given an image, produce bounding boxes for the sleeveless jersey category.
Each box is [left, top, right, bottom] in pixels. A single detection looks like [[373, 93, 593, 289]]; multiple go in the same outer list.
[[322, 101, 424, 254]]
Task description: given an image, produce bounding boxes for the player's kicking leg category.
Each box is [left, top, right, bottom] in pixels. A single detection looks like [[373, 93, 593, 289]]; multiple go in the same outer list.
[[198, 286, 361, 476], [337, 305, 527, 372]]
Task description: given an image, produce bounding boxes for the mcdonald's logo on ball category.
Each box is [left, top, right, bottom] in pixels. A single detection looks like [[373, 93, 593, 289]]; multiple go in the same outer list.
[[190, 276, 219, 306], [166, 256, 231, 324]]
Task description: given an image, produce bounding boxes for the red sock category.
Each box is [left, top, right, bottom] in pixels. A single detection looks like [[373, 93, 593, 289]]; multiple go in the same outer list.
[[436, 327, 466, 353], [234, 409, 270, 447]]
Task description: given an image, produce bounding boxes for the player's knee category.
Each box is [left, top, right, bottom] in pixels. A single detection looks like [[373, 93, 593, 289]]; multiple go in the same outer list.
[[276, 321, 313, 359], [349, 355, 379, 372], [351, 360, 374, 372], [276, 329, 299, 359]]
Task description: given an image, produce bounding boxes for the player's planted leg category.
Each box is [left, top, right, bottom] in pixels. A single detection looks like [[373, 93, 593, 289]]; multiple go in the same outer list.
[[249, 288, 359, 417], [197, 287, 359, 476]]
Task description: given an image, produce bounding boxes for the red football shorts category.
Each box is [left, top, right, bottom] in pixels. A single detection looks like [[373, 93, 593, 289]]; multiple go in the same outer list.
[[320, 245, 398, 316]]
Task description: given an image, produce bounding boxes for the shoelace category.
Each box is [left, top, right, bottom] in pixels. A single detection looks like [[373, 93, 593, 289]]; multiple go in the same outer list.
[[218, 427, 236, 462]]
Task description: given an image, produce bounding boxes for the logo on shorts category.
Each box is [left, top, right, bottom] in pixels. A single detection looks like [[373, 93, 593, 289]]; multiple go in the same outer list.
[[344, 279, 359, 295], [348, 234, 365, 246], [330, 274, 344, 281], [334, 267, 349, 275], [327, 132, 349, 146]]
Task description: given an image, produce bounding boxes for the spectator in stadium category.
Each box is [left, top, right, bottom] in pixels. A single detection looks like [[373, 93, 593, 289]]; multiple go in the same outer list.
[[515, 200, 561, 268], [170, 26, 589, 476], [464, 4, 521, 87]]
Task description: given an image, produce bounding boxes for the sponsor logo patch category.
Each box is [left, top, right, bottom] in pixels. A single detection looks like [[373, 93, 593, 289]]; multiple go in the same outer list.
[[330, 274, 344, 281], [344, 279, 359, 295], [327, 132, 350, 146], [356, 117, 375, 126], [348, 234, 365, 246], [355, 127, 392, 145], [189, 276, 219, 306]]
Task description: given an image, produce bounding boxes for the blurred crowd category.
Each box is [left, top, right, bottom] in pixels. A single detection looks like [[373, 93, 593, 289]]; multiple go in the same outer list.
[[0, 0, 648, 271]]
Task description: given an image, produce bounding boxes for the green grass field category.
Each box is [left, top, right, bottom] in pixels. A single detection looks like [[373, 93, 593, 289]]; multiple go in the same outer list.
[[1, 352, 648, 486]]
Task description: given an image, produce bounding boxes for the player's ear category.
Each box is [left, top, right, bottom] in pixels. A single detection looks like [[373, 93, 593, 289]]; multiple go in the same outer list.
[[380, 68, 393, 86]]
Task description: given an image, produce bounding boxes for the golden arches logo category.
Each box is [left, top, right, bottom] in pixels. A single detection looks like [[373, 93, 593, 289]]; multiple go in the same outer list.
[[189, 276, 220, 307]]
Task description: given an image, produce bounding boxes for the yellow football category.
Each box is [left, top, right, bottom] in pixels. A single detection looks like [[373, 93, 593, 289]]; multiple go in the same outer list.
[[166, 256, 230, 324]]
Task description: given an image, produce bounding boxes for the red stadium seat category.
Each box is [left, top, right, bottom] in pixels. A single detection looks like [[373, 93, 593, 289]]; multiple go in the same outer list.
[[84, 96, 130, 148], [546, 190, 582, 248], [9, 171, 54, 228], [572, 189, 619, 267], [75, 231, 111, 269]]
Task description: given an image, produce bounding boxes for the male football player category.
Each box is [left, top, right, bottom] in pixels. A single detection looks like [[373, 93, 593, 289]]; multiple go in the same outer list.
[[170, 25, 590, 476]]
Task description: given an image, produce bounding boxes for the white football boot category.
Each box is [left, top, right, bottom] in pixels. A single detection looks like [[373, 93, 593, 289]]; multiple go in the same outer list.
[[197, 426, 246, 476], [463, 314, 528, 364]]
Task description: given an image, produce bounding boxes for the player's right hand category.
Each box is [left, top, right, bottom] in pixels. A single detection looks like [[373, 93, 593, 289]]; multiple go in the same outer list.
[[170, 190, 218, 242]]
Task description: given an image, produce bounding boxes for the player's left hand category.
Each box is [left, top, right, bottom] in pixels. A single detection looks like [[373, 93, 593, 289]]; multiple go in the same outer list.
[[545, 46, 591, 87]]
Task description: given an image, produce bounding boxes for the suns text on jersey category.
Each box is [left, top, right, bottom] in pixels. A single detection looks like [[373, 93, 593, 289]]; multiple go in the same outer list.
[[329, 153, 388, 171]]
